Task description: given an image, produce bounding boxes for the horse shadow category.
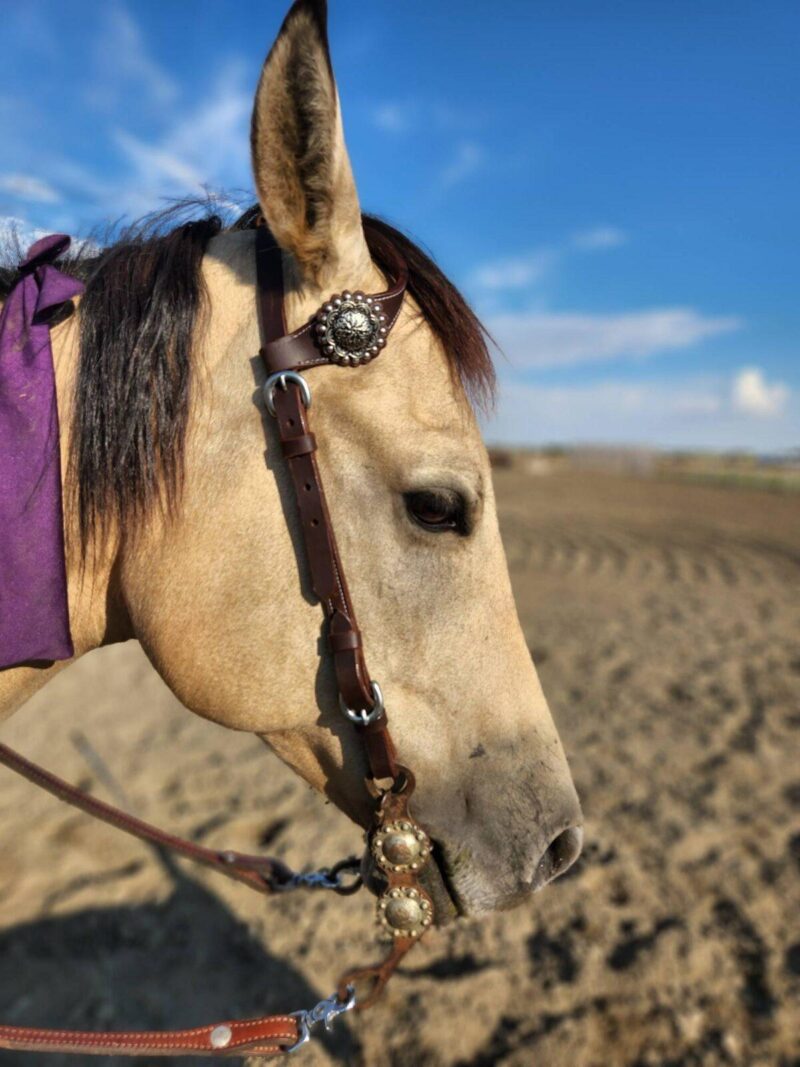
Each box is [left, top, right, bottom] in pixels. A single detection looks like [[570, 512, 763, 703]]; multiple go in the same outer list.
[[0, 851, 362, 1066]]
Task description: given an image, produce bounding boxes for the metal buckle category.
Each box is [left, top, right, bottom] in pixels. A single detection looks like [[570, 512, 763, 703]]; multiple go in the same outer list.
[[263, 370, 312, 418], [287, 986, 356, 1053], [339, 680, 385, 726]]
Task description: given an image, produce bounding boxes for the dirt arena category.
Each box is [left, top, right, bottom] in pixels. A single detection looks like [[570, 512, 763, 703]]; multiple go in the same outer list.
[[1, 467, 798, 1066]]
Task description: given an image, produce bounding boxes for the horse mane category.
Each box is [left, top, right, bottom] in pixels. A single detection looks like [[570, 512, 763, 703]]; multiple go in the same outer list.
[[2, 206, 494, 552]]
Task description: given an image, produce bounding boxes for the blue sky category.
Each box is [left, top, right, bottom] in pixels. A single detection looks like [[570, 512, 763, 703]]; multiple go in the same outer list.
[[1, 1, 797, 451]]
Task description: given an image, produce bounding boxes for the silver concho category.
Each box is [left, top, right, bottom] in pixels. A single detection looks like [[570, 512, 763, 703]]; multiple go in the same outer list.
[[376, 886, 433, 940], [314, 290, 388, 367], [371, 820, 431, 875]]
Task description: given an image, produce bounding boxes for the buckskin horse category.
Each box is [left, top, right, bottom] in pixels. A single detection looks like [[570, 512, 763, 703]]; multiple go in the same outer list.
[[0, 0, 581, 1056]]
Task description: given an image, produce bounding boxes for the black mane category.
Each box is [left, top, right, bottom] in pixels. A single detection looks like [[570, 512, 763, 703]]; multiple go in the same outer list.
[[2, 207, 494, 552]]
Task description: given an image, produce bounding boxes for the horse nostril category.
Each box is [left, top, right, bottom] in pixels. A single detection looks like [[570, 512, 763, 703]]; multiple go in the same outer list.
[[532, 825, 583, 891]]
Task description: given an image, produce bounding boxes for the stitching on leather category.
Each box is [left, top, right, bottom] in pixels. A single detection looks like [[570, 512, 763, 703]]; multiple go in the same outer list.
[[293, 356, 327, 368], [0, 1019, 297, 1051]]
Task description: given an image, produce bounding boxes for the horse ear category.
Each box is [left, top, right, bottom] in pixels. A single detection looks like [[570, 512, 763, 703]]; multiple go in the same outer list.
[[251, 0, 370, 288]]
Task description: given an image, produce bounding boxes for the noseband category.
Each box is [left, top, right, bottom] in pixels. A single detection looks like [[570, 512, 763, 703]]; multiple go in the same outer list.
[[0, 224, 435, 1057]]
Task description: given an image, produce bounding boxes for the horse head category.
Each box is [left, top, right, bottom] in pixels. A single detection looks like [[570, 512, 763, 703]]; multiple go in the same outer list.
[[59, 0, 583, 921]]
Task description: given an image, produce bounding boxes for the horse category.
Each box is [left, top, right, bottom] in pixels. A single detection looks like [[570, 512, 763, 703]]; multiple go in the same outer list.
[[0, 0, 582, 931]]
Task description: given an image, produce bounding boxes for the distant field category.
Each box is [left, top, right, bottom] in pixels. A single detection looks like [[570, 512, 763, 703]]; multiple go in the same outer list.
[[489, 446, 800, 494], [662, 466, 800, 493]]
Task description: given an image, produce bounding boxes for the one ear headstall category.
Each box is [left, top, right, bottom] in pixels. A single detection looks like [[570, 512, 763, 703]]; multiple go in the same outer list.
[[256, 223, 408, 375], [255, 220, 436, 1007]]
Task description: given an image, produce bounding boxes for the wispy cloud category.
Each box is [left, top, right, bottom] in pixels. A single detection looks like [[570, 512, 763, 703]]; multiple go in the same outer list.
[[106, 64, 252, 218], [438, 141, 483, 189], [0, 173, 60, 204], [84, 2, 178, 112], [732, 367, 789, 417], [371, 103, 413, 134], [571, 226, 627, 251], [370, 98, 487, 196], [0, 215, 51, 250], [487, 308, 742, 369], [472, 225, 627, 296], [113, 130, 204, 192], [78, 59, 251, 220], [370, 98, 482, 136], [472, 250, 556, 291]]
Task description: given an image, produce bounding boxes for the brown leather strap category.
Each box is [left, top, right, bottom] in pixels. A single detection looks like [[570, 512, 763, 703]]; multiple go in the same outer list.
[[0, 743, 347, 1055], [0, 1015, 298, 1057], [257, 224, 404, 784], [0, 742, 295, 893], [0, 741, 360, 1056], [270, 382, 399, 783], [256, 224, 407, 375], [255, 225, 287, 343]]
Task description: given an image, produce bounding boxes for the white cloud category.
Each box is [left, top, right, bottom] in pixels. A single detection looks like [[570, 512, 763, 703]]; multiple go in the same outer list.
[[471, 225, 627, 297], [731, 367, 789, 417], [370, 98, 480, 136], [484, 373, 798, 451], [160, 63, 251, 179], [0, 215, 50, 250], [85, 2, 177, 111], [0, 173, 60, 204], [439, 141, 483, 189], [571, 226, 627, 251], [0, 215, 101, 257], [1, 52, 252, 233], [107, 62, 251, 216], [487, 308, 741, 369], [471, 249, 556, 291], [371, 103, 412, 134], [671, 392, 723, 416], [113, 131, 204, 191]]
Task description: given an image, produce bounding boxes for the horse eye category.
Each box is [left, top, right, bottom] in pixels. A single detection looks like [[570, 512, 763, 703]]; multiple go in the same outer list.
[[405, 490, 467, 535]]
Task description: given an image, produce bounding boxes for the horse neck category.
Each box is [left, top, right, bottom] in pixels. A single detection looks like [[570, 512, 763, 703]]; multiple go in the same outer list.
[[0, 312, 130, 721]]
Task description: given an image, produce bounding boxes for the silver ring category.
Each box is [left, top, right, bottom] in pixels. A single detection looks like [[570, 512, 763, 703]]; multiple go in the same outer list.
[[339, 681, 385, 726], [263, 371, 312, 418]]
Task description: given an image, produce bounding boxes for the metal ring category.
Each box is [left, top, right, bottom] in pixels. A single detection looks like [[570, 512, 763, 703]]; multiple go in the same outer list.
[[339, 681, 385, 726], [330, 856, 364, 895], [263, 370, 312, 418]]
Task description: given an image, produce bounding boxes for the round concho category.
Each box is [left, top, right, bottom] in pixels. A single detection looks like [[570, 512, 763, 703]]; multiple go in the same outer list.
[[314, 290, 389, 366], [371, 819, 431, 875], [376, 886, 434, 940]]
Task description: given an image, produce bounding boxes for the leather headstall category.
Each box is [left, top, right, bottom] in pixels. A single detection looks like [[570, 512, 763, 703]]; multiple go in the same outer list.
[[256, 220, 437, 1000]]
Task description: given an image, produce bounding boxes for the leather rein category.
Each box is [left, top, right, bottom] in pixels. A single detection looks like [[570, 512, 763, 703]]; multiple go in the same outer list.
[[0, 222, 435, 1057]]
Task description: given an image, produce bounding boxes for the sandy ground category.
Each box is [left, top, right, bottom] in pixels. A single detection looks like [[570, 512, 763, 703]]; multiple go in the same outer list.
[[1, 469, 798, 1067]]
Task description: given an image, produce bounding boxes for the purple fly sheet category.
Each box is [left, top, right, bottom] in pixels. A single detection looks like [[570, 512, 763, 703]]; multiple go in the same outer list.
[[0, 234, 84, 668]]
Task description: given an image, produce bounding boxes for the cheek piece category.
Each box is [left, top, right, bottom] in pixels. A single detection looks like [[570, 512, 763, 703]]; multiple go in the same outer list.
[[0, 220, 436, 1058]]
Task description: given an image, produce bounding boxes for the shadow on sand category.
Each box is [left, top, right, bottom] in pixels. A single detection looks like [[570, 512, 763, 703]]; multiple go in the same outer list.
[[0, 851, 362, 1066]]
